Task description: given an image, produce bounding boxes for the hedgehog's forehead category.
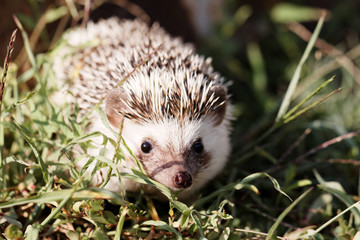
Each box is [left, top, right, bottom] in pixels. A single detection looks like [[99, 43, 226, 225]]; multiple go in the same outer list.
[[120, 69, 222, 123]]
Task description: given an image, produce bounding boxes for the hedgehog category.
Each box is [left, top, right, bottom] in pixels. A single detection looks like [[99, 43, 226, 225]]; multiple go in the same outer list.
[[52, 17, 232, 200]]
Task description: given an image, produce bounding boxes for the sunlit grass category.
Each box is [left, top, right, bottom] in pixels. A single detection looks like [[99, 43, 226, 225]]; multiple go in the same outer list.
[[1, 1, 360, 239]]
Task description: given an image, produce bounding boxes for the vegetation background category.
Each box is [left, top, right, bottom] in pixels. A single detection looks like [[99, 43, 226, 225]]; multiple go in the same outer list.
[[1, 0, 360, 239]]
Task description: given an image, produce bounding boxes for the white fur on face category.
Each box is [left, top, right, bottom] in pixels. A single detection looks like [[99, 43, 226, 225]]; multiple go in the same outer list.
[[120, 117, 230, 192]]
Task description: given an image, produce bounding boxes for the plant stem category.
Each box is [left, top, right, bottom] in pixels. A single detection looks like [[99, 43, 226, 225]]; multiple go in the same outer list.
[[0, 29, 17, 195]]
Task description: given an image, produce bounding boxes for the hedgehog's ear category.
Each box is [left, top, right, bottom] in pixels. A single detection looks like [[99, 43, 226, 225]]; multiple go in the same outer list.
[[208, 86, 227, 126], [105, 88, 128, 128]]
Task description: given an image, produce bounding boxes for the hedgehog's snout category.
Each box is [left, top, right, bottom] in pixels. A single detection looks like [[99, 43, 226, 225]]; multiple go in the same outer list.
[[174, 171, 192, 189]]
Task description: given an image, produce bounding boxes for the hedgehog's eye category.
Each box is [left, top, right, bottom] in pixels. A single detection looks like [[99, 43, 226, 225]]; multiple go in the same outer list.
[[192, 139, 204, 154], [141, 141, 152, 153]]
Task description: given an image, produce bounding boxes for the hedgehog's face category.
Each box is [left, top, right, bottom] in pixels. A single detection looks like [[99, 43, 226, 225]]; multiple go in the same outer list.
[[105, 86, 230, 192], [119, 118, 230, 191]]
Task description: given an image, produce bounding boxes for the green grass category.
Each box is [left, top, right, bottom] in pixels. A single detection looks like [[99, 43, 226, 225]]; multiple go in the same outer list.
[[2, 0, 360, 239]]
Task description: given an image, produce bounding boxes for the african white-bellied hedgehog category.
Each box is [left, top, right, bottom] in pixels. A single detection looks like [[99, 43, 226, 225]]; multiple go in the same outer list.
[[53, 17, 232, 199]]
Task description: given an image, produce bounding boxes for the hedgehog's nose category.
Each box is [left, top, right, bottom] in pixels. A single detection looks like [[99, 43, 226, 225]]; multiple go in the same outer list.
[[174, 171, 192, 189]]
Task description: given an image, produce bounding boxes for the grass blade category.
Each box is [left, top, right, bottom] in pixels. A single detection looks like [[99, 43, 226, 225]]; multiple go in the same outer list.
[[306, 200, 360, 237], [63, 131, 102, 150], [39, 188, 75, 228], [10, 116, 50, 183], [219, 227, 231, 240], [0, 190, 73, 209], [24, 223, 41, 240], [24, 188, 76, 239], [283, 87, 341, 124], [114, 206, 127, 240], [190, 210, 206, 240], [194, 172, 290, 207], [0, 188, 126, 209], [13, 15, 40, 82], [315, 169, 360, 225], [142, 220, 182, 240], [15, 90, 38, 105], [282, 75, 335, 120], [266, 188, 313, 240], [100, 116, 124, 188], [276, 11, 326, 122]]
